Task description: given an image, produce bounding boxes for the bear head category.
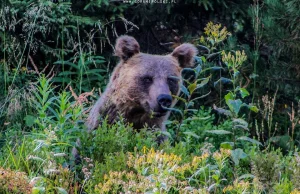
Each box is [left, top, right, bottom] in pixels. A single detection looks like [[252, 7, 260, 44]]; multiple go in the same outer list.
[[106, 35, 198, 128]]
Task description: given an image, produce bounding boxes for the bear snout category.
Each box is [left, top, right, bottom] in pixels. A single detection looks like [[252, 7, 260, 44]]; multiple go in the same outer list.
[[157, 94, 172, 110]]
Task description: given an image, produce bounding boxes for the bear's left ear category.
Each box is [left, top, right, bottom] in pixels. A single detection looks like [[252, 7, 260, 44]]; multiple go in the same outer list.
[[171, 43, 198, 68], [115, 35, 140, 61]]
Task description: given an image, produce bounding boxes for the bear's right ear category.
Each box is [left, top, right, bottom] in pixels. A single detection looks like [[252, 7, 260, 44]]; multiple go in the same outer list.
[[115, 35, 140, 61], [171, 43, 198, 68]]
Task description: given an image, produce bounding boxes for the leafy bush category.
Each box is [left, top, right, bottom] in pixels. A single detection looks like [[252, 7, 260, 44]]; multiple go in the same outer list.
[[0, 73, 299, 193], [0, 167, 32, 194]]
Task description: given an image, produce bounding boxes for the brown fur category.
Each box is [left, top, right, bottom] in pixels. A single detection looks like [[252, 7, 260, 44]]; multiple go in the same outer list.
[[86, 35, 198, 132]]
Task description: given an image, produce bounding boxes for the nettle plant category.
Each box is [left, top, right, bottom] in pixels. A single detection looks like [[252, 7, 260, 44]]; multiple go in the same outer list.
[[167, 22, 260, 164], [53, 53, 107, 93]]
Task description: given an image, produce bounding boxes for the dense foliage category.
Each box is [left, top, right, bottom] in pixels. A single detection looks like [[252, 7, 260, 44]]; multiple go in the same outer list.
[[0, 0, 299, 193]]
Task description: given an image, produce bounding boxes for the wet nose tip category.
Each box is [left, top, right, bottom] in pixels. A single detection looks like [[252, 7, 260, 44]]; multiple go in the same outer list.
[[157, 94, 172, 108]]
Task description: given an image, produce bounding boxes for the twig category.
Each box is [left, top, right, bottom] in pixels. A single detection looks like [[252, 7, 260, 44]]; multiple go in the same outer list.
[[29, 55, 40, 74], [69, 86, 94, 107]]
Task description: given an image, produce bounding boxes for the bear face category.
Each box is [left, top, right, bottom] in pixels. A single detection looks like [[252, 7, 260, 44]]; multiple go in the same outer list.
[[86, 35, 197, 131], [110, 54, 181, 118]]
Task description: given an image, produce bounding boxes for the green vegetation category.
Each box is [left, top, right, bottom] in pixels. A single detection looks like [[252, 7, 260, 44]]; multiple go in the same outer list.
[[0, 0, 300, 193]]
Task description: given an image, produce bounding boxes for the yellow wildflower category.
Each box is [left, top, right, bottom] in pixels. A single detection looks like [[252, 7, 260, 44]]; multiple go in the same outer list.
[[291, 189, 300, 194], [223, 185, 234, 193], [223, 180, 250, 193], [220, 148, 231, 158], [201, 22, 231, 49], [221, 50, 247, 70], [21, 66, 27, 72]]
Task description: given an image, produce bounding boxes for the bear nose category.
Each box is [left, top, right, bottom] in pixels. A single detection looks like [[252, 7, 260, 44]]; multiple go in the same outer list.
[[157, 94, 172, 108]]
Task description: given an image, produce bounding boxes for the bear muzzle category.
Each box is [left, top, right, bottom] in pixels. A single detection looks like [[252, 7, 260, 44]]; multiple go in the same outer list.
[[149, 94, 172, 117], [157, 94, 172, 109]]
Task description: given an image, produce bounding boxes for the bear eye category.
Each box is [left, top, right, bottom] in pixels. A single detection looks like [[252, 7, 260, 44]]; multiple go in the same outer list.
[[142, 76, 153, 85], [167, 77, 178, 86]]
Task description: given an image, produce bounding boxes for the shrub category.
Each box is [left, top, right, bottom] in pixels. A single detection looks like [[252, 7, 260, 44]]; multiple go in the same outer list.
[[0, 167, 32, 194]]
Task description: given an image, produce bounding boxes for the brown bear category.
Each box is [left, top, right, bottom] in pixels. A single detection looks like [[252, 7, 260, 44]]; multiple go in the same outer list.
[[86, 35, 197, 132]]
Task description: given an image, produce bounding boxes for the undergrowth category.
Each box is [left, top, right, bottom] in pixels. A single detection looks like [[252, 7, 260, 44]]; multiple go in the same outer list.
[[0, 20, 299, 194], [0, 59, 299, 194]]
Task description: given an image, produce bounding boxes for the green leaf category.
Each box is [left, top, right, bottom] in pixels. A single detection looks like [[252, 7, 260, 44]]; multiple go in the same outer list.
[[249, 73, 259, 79], [233, 118, 249, 130], [239, 88, 250, 98], [207, 51, 221, 60], [186, 116, 211, 121], [268, 135, 290, 144], [190, 91, 211, 102], [242, 103, 259, 113], [51, 77, 72, 83], [196, 76, 210, 89], [237, 136, 262, 146], [183, 131, 200, 139], [187, 101, 195, 108], [198, 46, 210, 53], [195, 64, 202, 75], [233, 125, 249, 131], [210, 66, 224, 71], [84, 3, 91, 10], [92, 56, 105, 59], [163, 120, 174, 125], [160, 131, 172, 139], [225, 92, 235, 105], [180, 84, 190, 96], [85, 69, 107, 74], [238, 174, 255, 180], [214, 77, 232, 87], [232, 118, 248, 127], [249, 105, 259, 113], [56, 187, 68, 194], [58, 71, 77, 76], [213, 104, 232, 116], [231, 148, 247, 166], [188, 81, 197, 94], [54, 61, 78, 69], [142, 167, 149, 175], [162, 107, 183, 117], [24, 115, 36, 127], [220, 142, 234, 150], [228, 99, 242, 115], [172, 95, 187, 103], [233, 70, 240, 78], [206, 130, 232, 135], [212, 174, 219, 181], [32, 187, 45, 194], [85, 60, 106, 65]]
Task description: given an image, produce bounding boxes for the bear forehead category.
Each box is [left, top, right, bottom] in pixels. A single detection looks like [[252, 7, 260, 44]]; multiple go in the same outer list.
[[127, 53, 181, 75]]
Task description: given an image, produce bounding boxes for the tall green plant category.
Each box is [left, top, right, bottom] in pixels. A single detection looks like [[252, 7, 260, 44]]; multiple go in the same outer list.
[[166, 22, 260, 166], [53, 54, 107, 93]]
